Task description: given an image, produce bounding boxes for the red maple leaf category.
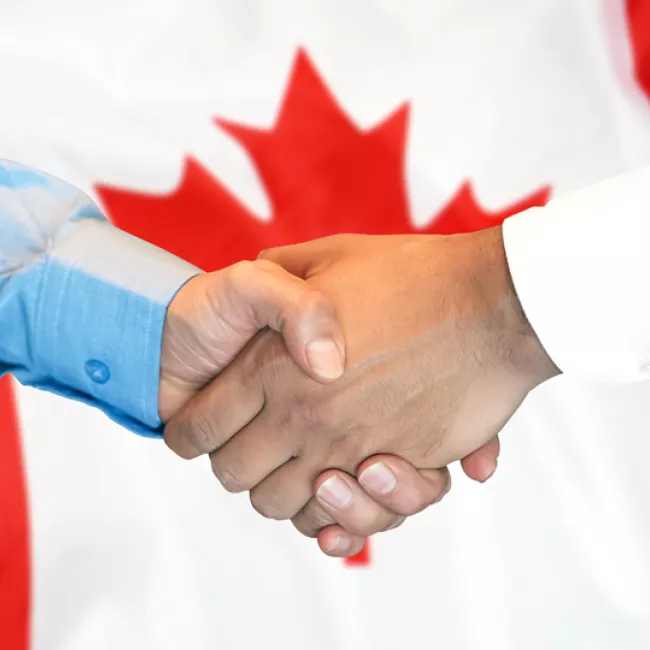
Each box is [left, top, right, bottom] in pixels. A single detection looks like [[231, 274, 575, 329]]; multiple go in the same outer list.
[[98, 49, 549, 271], [626, 0, 650, 101], [96, 49, 549, 566]]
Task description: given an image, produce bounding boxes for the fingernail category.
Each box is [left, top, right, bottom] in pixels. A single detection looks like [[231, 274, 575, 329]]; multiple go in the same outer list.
[[480, 458, 498, 483], [359, 462, 397, 495], [324, 534, 351, 554], [306, 339, 344, 380], [317, 475, 352, 509]]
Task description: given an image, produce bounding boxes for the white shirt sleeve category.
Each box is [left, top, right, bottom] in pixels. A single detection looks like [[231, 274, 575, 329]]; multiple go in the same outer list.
[[502, 166, 650, 383]]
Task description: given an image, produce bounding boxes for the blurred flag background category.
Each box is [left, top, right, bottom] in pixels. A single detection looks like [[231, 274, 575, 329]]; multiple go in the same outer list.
[[2, 1, 650, 648]]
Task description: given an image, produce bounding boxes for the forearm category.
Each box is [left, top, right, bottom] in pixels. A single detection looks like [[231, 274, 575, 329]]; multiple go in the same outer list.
[[503, 166, 650, 383], [0, 160, 200, 434]]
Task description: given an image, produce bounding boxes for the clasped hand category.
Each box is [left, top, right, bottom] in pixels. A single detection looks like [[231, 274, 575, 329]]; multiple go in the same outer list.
[[161, 230, 557, 557]]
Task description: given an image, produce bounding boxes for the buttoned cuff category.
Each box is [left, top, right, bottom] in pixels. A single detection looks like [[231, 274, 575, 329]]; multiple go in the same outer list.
[[9, 218, 200, 436]]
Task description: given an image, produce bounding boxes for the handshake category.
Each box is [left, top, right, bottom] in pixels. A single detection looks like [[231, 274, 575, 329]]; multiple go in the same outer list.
[[160, 228, 559, 557]]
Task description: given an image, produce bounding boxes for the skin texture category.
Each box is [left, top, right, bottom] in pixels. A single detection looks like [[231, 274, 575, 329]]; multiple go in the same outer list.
[[158, 257, 496, 556], [164, 228, 559, 554], [158, 259, 347, 422], [310, 438, 501, 557]]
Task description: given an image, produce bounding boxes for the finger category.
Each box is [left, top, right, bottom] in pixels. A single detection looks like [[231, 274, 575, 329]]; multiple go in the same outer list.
[[317, 514, 408, 558], [291, 498, 339, 538], [291, 472, 404, 539], [209, 413, 294, 494], [356, 456, 452, 516], [460, 436, 500, 483], [249, 458, 314, 520], [315, 471, 407, 538], [163, 343, 265, 459], [317, 526, 367, 558], [222, 260, 345, 383]]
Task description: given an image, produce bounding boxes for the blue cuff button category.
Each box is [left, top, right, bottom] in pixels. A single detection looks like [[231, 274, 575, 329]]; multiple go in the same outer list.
[[85, 359, 111, 384]]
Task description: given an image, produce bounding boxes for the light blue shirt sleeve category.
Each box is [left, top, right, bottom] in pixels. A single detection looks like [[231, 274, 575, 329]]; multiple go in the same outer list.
[[0, 160, 200, 437]]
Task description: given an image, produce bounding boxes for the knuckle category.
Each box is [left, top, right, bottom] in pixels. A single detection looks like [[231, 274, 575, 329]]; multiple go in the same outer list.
[[432, 469, 451, 498], [292, 504, 335, 538], [294, 399, 325, 430], [163, 419, 187, 457], [210, 456, 249, 493], [345, 510, 388, 538], [384, 515, 406, 532], [256, 248, 273, 261], [230, 259, 258, 280], [292, 519, 318, 539], [394, 490, 428, 516], [410, 470, 451, 510], [185, 408, 221, 454], [249, 487, 294, 521], [325, 431, 359, 467], [224, 260, 260, 293], [284, 395, 335, 433]]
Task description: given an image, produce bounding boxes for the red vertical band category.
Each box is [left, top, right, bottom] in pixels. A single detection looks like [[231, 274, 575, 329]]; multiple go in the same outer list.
[[626, 0, 650, 101], [0, 376, 30, 650]]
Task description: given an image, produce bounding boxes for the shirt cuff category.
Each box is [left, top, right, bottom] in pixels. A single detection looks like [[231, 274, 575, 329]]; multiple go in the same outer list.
[[502, 167, 650, 383], [19, 218, 200, 436]]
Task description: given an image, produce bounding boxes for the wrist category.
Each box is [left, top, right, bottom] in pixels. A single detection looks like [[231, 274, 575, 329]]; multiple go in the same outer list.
[[159, 274, 207, 423], [477, 225, 560, 388]]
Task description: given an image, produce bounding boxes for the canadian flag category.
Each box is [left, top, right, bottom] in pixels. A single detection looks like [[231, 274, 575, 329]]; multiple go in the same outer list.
[[2, 2, 650, 649]]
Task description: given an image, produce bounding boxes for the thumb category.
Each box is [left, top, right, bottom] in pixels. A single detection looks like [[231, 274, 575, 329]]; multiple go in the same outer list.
[[217, 260, 346, 383], [160, 260, 347, 419], [460, 436, 500, 483]]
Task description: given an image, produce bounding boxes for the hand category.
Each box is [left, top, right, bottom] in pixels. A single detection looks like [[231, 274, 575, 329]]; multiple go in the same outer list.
[[309, 437, 501, 557], [164, 229, 558, 534], [157, 254, 491, 558], [158, 260, 345, 421]]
